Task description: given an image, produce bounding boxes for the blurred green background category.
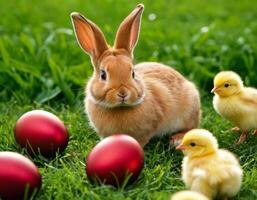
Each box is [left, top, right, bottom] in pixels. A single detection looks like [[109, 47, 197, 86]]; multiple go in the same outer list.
[[0, 0, 256, 104], [1, 0, 257, 199]]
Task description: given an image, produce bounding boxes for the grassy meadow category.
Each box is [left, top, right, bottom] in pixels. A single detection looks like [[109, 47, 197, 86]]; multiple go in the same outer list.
[[0, 0, 257, 199]]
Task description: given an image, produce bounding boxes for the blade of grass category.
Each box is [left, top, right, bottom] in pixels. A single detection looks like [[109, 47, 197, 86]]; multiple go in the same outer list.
[[47, 56, 75, 104]]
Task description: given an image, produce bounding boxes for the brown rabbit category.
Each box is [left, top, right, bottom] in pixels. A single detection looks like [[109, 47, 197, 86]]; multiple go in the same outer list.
[[71, 4, 201, 146]]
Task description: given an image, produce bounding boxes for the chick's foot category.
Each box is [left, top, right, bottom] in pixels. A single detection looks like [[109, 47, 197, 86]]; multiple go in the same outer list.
[[230, 127, 240, 132]]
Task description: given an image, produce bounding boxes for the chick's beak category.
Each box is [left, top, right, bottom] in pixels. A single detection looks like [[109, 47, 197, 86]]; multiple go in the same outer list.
[[176, 143, 186, 151], [211, 86, 219, 93]]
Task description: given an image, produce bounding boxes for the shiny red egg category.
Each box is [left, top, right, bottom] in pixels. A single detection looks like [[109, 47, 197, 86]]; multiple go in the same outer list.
[[14, 110, 69, 157], [86, 134, 144, 187], [0, 152, 41, 200]]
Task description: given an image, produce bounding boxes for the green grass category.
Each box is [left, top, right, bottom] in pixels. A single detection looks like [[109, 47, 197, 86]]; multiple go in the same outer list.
[[2, 99, 257, 200], [0, 0, 257, 199]]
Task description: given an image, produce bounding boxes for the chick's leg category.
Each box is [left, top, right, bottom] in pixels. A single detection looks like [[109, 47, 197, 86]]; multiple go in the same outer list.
[[236, 131, 247, 144]]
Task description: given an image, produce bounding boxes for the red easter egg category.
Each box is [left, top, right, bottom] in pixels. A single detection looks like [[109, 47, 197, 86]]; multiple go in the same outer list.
[[14, 110, 69, 157], [0, 152, 41, 200], [86, 134, 144, 187]]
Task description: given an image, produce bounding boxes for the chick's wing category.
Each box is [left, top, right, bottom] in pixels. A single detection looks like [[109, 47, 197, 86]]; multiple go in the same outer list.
[[241, 87, 257, 107]]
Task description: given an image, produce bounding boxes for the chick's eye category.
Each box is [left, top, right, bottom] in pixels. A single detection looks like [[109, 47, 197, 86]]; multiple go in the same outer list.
[[132, 70, 135, 79], [190, 142, 196, 147], [100, 70, 107, 81], [224, 83, 230, 88]]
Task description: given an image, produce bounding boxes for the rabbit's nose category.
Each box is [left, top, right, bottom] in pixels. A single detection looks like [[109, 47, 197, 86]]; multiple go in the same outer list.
[[117, 92, 128, 99], [117, 89, 129, 100]]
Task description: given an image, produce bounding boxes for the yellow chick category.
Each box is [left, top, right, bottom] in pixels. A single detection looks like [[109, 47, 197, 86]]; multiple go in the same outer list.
[[176, 129, 243, 200], [171, 190, 209, 200], [212, 71, 257, 144]]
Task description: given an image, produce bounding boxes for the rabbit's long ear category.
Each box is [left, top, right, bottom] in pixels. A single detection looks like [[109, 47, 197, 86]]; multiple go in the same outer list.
[[71, 12, 108, 59], [114, 4, 144, 56]]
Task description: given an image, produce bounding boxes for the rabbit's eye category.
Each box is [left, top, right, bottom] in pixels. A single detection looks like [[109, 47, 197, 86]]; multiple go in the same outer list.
[[132, 71, 135, 79], [190, 142, 196, 147], [100, 70, 107, 81], [224, 83, 230, 88]]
